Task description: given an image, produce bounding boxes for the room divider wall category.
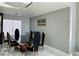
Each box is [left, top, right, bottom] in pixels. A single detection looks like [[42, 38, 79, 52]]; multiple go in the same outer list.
[[0, 13, 3, 44]]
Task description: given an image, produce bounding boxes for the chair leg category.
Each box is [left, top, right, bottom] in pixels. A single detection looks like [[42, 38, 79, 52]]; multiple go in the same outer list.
[[33, 47, 39, 56], [33, 47, 38, 56], [33, 47, 35, 55], [42, 46, 44, 49], [41, 45, 44, 49]]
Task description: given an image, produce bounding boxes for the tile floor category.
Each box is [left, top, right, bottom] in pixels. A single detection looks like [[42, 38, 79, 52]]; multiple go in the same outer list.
[[0, 43, 56, 56]]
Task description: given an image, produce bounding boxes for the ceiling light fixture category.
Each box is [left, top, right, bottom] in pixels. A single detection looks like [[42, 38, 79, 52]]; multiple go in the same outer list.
[[24, 2, 32, 8], [5, 2, 33, 9]]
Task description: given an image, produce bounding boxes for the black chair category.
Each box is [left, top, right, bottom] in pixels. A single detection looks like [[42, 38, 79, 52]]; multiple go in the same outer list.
[[0, 32, 2, 44], [40, 32, 45, 46], [27, 31, 41, 52], [27, 31, 34, 51], [33, 32, 40, 51], [0, 32, 5, 44], [7, 32, 19, 48], [29, 31, 33, 43], [15, 29, 19, 41]]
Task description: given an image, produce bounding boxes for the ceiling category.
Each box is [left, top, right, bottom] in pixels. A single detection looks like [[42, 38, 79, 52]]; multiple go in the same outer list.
[[0, 2, 69, 17]]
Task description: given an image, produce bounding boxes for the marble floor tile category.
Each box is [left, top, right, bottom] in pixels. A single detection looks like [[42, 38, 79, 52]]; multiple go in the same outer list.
[[0, 43, 56, 56]]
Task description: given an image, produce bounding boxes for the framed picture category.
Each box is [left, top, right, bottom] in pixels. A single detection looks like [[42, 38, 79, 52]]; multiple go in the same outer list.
[[37, 18, 46, 26]]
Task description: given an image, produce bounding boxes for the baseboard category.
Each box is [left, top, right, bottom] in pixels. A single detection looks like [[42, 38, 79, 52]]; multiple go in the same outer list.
[[73, 51, 79, 56], [44, 44, 69, 56]]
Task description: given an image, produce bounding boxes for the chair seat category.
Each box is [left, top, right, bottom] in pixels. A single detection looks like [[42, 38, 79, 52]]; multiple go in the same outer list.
[[11, 42, 19, 47]]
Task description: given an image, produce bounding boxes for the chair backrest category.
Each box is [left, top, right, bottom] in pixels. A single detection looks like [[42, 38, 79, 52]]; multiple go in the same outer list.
[[15, 29, 19, 41], [0, 33, 2, 44], [33, 32, 40, 48], [29, 31, 33, 42], [7, 32, 11, 47], [2, 32, 5, 43], [41, 32, 45, 46]]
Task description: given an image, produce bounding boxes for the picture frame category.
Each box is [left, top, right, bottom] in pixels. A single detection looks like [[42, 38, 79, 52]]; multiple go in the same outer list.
[[37, 18, 46, 26]]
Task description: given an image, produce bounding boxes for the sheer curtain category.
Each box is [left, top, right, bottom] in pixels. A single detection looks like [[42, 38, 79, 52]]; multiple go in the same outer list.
[[3, 19, 21, 43]]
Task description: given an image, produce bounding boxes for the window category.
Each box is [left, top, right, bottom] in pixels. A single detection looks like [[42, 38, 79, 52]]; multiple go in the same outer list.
[[3, 19, 21, 37]]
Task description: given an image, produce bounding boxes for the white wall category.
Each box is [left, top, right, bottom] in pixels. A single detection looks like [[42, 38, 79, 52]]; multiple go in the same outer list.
[[3, 14, 30, 35], [30, 7, 70, 53], [76, 3, 79, 52], [67, 3, 77, 55]]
